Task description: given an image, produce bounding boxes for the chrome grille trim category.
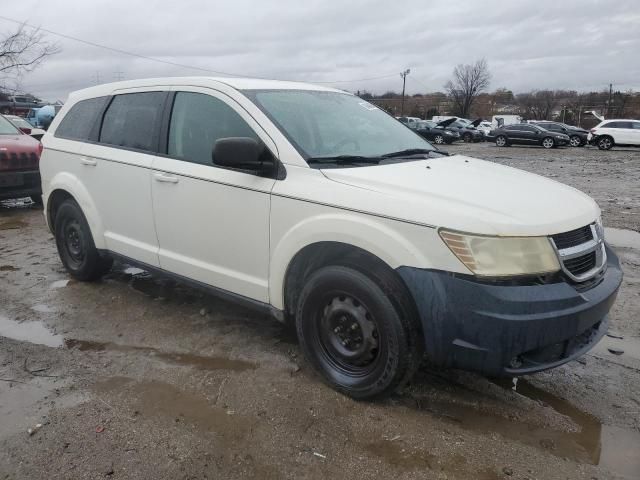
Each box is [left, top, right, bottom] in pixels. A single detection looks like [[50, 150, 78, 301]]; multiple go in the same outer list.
[[550, 224, 606, 282]]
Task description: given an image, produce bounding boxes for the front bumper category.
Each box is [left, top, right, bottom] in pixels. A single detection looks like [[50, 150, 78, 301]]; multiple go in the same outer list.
[[0, 170, 41, 200], [397, 245, 623, 377]]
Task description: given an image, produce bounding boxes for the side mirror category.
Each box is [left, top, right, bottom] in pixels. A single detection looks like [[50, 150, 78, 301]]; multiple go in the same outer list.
[[212, 137, 273, 174]]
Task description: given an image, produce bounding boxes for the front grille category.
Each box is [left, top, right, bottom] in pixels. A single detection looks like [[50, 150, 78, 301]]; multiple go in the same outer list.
[[563, 251, 596, 276], [551, 225, 593, 249], [0, 151, 39, 171], [550, 223, 604, 282]]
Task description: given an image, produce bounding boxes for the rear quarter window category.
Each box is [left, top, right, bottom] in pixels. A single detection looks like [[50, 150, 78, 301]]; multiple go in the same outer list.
[[55, 97, 108, 141]]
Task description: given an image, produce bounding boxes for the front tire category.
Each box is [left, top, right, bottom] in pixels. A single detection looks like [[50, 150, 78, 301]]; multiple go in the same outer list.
[[597, 136, 613, 150], [495, 135, 507, 147], [296, 265, 422, 400], [54, 199, 113, 281], [463, 132, 472, 143], [434, 134, 444, 145], [569, 135, 582, 147], [542, 136, 555, 149]]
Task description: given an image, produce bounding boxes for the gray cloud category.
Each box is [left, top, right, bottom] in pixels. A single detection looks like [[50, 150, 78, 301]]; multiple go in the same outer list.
[[2, 0, 639, 102]]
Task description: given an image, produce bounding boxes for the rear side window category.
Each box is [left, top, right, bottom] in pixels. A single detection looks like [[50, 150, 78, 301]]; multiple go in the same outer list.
[[167, 92, 259, 165], [100, 92, 166, 152], [55, 97, 107, 141], [602, 121, 632, 129]]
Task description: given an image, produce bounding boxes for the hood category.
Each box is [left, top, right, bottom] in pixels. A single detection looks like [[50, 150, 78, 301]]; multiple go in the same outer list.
[[437, 118, 457, 127], [321, 155, 598, 236]]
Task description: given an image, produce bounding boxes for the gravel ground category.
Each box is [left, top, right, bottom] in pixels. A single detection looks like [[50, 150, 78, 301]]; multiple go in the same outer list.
[[1, 143, 639, 480]]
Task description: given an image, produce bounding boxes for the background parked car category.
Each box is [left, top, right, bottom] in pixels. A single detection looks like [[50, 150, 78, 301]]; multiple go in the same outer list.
[[588, 119, 640, 150], [475, 120, 493, 137], [4, 115, 46, 140], [415, 120, 460, 144], [491, 123, 570, 148], [437, 118, 483, 142], [397, 116, 421, 130], [530, 121, 588, 147], [0, 94, 43, 116], [0, 113, 42, 204]]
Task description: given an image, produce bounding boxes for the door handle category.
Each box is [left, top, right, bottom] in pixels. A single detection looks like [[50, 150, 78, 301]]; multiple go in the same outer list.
[[80, 157, 97, 166], [154, 173, 179, 184]]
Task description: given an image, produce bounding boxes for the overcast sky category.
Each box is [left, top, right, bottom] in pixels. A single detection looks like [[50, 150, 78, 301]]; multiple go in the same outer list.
[[1, 0, 639, 102]]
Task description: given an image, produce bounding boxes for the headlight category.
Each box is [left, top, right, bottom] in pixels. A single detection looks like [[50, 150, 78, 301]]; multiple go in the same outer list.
[[444, 131, 454, 135], [439, 230, 560, 277]]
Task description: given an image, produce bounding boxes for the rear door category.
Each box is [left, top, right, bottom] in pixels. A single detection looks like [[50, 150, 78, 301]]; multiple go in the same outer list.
[[150, 88, 277, 302], [81, 88, 168, 266], [504, 125, 523, 144]]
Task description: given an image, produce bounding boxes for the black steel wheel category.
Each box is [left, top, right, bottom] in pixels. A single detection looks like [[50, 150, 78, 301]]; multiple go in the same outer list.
[[54, 199, 112, 281], [296, 265, 422, 399]]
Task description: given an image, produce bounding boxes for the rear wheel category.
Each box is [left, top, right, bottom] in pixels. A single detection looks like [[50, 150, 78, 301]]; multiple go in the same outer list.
[[569, 135, 582, 147], [434, 134, 444, 145], [296, 265, 422, 399], [495, 135, 507, 147], [463, 132, 472, 143], [54, 199, 113, 281], [542, 137, 555, 149], [597, 136, 613, 150]]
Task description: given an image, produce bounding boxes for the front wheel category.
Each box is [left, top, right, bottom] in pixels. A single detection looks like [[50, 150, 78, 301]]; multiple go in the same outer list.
[[433, 134, 444, 145], [54, 199, 113, 281], [569, 135, 582, 147], [296, 265, 422, 400], [542, 137, 555, 149], [495, 135, 507, 147], [597, 136, 613, 150], [463, 132, 472, 143]]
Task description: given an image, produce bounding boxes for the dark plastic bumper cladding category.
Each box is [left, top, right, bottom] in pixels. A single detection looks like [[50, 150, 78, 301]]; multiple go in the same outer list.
[[397, 245, 623, 376]]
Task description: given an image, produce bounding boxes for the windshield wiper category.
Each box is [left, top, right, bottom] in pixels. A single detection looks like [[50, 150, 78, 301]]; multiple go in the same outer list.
[[381, 148, 439, 158], [306, 155, 381, 165]]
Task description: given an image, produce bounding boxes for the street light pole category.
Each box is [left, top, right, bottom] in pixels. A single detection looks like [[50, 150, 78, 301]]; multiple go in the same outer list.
[[400, 69, 410, 116]]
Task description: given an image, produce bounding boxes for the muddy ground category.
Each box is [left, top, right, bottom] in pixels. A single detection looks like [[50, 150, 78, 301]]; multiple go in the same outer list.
[[1, 143, 639, 480]]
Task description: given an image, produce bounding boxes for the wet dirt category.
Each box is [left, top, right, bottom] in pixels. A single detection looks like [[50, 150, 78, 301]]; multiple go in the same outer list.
[[2, 146, 640, 479]]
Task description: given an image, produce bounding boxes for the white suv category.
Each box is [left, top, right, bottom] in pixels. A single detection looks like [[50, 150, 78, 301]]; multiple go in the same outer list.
[[588, 119, 640, 150], [41, 77, 622, 399]]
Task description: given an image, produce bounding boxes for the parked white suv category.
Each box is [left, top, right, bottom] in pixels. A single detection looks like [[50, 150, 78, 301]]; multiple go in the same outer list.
[[588, 119, 640, 150], [41, 77, 622, 399]]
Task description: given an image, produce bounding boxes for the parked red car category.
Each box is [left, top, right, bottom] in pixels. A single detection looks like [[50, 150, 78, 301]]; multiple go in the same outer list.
[[0, 114, 43, 204]]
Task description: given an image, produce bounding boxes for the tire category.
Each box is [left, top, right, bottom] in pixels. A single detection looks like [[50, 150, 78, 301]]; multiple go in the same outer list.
[[30, 194, 43, 206], [495, 135, 507, 147], [597, 136, 613, 150], [569, 135, 582, 147], [463, 132, 472, 143], [54, 199, 113, 281], [295, 265, 422, 400], [434, 134, 444, 145], [0, 107, 9, 115], [542, 137, 555, 149]]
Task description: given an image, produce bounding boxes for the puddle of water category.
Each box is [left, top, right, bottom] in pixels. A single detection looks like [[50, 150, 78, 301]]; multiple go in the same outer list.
[[0, 265, 20, 271], [64, 339, 257, 372], [0, 219, 27, 230], [93, 377, 251, 440], [50, 279, 70, 289], [0, 315, 63, 348], [31, 304, 57, 314], [605, 227, 640, 249], [410, 379, 640, 479], [0, 377, 83, 439]]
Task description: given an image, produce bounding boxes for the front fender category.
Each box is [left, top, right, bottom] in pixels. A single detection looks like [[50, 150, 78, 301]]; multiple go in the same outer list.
[[46, 172, 106, 249], [269, 212, 436, 310]]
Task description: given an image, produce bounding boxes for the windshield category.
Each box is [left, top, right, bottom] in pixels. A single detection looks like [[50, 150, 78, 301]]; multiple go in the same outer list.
[[243, 90, 435, 161], [0, 115, 20, 135], [8, 117, 33, 129]]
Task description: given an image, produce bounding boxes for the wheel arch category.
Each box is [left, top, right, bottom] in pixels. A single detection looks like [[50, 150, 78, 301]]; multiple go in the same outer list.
[[45, 173, 105, 249]]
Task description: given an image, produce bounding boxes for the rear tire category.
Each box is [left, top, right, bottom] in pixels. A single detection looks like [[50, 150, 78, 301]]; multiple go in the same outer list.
[[54, 199, 113, 281], [295, 265, 422, 400], [495, 135, 507, 147], [597, 136, 613, 150]]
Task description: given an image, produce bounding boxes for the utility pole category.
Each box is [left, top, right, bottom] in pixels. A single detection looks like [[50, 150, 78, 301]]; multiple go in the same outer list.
[[608, 83, 613, 117], [92, 71, 101, 85], [400, 69, 410, 116], [113, 71, 125, 81]]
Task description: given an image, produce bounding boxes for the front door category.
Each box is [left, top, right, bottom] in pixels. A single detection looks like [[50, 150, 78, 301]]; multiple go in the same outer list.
[[151, 89, 278, 303]]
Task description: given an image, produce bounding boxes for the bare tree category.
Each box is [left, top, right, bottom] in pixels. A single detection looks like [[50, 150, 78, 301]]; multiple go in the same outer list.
[[444, 59, 491, 117], [0, 23, 59, 84], [516, 90, 558, 120]]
